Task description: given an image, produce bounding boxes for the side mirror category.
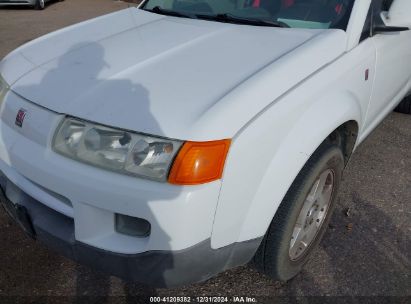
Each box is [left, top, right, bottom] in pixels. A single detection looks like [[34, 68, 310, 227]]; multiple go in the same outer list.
[[381, 0, 411, 28], [373, 25, 409, 35]]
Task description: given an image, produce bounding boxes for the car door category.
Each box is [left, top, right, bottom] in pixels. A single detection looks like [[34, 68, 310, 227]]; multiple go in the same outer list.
[[364, 0, 411, 128]]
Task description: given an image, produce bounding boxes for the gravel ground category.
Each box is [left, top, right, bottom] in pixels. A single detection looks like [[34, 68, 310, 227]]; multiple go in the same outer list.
[[0, 0, 410, 302]]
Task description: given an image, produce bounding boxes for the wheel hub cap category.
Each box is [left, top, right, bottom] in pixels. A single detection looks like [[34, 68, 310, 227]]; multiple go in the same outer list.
[[289, 169, 335, 261]]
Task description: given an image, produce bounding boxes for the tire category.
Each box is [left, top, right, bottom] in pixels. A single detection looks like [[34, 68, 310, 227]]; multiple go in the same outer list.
[[395, 96, 411, 114], [253, 140, 345, 281], [34, 0, 45, 10]]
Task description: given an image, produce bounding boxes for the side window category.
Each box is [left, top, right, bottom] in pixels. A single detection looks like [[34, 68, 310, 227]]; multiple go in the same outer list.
[[360, 0, 388, 42]]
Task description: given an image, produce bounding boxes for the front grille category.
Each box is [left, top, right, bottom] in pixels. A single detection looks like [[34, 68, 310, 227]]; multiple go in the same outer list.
[[28, 179, 72, 209], [0, 170, 73, 218]]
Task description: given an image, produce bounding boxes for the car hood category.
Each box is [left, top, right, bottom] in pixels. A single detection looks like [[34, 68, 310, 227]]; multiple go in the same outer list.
[[0, 8, 347, 141]]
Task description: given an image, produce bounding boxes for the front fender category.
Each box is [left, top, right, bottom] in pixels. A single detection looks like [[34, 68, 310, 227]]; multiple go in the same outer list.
[[210, 37, 375, 249], [211, 92, 362, 249]]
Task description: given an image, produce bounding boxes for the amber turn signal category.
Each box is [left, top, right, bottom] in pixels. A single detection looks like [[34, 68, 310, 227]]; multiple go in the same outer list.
[[168, 139, 231, 185]]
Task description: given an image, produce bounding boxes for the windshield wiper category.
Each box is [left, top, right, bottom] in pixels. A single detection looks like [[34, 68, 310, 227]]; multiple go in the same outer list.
[[143, 6, 195, 19], [196, 13, 289, 28]]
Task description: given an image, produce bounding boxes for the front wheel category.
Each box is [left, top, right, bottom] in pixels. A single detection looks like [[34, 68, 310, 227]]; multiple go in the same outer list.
[[253, 141, 344, 281], [34, 0, 45, 10]]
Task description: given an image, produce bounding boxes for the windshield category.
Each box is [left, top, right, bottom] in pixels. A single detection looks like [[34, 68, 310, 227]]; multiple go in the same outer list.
[[141, 0, 355, 30]]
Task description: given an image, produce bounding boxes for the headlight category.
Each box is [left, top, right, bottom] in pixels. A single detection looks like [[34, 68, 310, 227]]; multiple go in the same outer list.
[[0, 74, 9, 105], [52, 117, 183, 182]]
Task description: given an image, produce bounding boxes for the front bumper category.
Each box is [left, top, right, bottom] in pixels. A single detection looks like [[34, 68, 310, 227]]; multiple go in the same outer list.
[[0, 175, 260, 287]]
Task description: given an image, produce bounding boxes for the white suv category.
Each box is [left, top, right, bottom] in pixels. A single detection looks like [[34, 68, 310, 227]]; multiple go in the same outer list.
[[0, 0, 410, 287]]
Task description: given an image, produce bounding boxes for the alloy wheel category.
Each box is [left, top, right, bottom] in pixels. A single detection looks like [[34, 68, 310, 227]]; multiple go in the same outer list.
[[289, 169, 335, 260]]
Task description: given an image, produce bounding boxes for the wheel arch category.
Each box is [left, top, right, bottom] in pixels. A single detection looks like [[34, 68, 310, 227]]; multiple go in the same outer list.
[[211, 93, 362, 249], [329, 120, 359, 165]]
